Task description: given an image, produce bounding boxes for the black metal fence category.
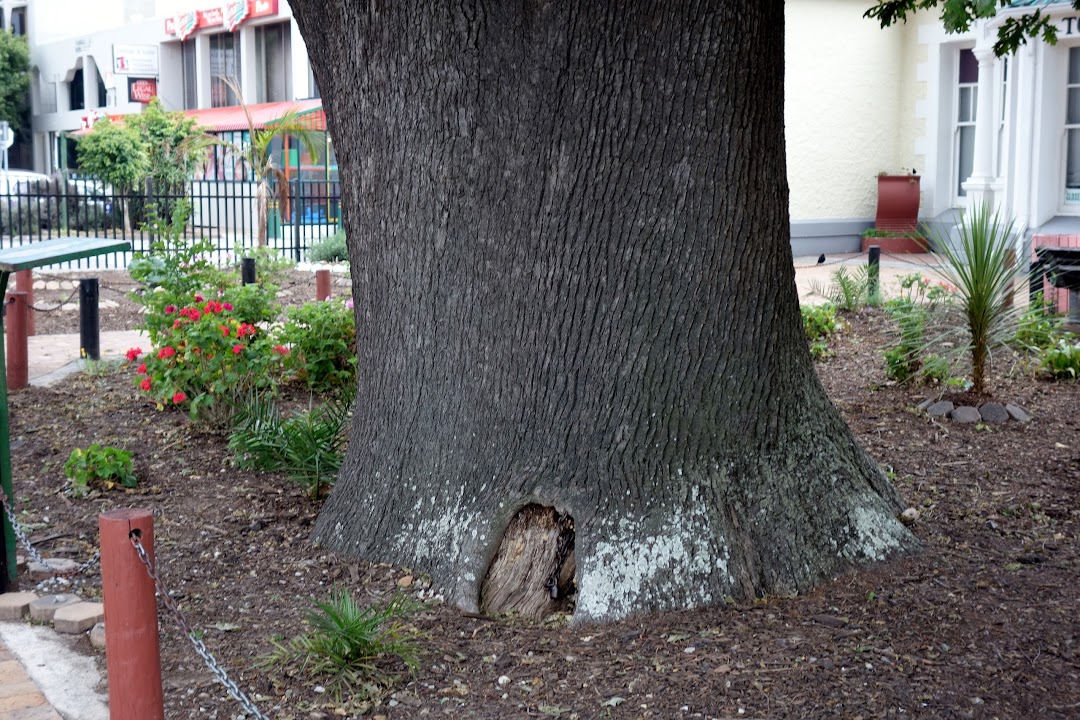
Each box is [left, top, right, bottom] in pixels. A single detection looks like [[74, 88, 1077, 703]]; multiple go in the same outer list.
[[0, 176, 343, 270]]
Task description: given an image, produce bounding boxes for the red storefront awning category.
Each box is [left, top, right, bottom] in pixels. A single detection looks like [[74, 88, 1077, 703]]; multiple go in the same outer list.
[[183, 99, 325, 132]]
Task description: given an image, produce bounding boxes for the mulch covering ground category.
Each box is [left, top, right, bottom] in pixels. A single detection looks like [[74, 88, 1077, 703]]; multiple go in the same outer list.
[[5, 276, 1079, 719]]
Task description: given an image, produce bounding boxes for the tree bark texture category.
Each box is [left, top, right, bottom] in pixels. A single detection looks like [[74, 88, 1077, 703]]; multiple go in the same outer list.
[[289, 0, 917, 622]]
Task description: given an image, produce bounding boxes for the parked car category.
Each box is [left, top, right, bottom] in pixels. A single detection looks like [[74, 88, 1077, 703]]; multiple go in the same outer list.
[[0, 169, 50, 196]]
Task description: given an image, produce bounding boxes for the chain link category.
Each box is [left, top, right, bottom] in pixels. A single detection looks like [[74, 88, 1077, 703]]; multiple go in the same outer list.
[[0, 493, 99, 585], [130, 533, 270, 720]]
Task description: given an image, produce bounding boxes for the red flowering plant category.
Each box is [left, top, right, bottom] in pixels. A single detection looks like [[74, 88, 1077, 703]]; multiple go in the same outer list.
[[133, 298, 284, 427]]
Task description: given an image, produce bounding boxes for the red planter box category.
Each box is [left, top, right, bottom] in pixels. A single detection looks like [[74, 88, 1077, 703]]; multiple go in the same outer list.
[[875, 175, 920, 233], [861, 235, 928, 254]]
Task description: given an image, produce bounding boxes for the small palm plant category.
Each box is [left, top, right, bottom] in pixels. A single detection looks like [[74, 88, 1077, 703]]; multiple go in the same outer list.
[[263, 589, 423, 698], [187, 76, 321, 247], [927, 203, 1026, 394]]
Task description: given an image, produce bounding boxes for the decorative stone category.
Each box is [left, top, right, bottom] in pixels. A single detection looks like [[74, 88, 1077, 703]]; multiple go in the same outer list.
[[16, 554, 26, 572], [89, 622, 106, 650], [28, 558, 79, 581], [1005, 403, 1032, 423], [0, 591, 38, 620], [915, 398, 934, 412], [900, 507, 920, 525], [978, 403, 1009, 423], [950, 406, 981, 423], [44, 281, 60, 291], [29, 594, 83, 622], [53, 601, 104, 634], [926, 401, 954, 417]]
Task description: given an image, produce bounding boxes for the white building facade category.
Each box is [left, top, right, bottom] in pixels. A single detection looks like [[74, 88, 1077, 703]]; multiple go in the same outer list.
[[26, 0, 313, 175]]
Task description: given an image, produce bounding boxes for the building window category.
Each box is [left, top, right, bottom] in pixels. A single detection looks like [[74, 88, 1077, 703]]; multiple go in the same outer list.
[[255, 22, 289, 103], [996, 58, 1008, 178], [182, 40, 197, 110], [1066, 47, 1080, 206], [955, 48, 977, 198], [11, 7, 26, 36], [209, 33, 241, 107], [69, 68, 85, 111]]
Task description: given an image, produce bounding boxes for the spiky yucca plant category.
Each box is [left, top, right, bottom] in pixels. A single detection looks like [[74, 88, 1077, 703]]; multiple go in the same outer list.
[[928, 203, 1025, 394]]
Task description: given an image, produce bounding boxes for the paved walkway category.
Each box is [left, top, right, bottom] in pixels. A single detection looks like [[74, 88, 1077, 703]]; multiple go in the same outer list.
[[0, 640, 62, 719]]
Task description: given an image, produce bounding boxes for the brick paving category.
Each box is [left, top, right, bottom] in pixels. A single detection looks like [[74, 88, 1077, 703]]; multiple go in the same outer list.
[[0, 641, 63, 720]]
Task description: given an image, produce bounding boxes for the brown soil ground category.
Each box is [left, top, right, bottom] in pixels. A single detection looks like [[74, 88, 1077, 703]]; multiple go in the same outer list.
[[4, 279, 1079, 719]]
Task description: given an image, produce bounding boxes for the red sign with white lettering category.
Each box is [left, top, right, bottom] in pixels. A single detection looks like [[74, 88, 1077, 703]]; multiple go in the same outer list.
[[128, 78, 158, 103], [165, 0, 278, 35]]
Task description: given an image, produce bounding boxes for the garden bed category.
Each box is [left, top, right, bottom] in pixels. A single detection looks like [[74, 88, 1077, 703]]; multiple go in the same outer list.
[[5, 292, 1079, 719]]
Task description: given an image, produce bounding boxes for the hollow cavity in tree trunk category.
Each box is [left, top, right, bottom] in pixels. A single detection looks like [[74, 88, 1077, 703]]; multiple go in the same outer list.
[[480, 505, 576, 619]]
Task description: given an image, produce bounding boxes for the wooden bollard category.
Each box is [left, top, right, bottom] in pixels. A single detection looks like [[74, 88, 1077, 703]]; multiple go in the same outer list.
[[99, 508, 165, 720], [316, 268, 331, 301], [5, 291, 28, 389], [14, 270, 33, 336]]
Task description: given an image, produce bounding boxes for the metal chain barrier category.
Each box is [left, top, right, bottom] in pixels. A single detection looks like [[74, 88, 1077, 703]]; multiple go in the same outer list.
[[29, 286, 80, 314], [129, 532, 270, 720], [0, 492, 100, 587], [793, 252, 867, 270]]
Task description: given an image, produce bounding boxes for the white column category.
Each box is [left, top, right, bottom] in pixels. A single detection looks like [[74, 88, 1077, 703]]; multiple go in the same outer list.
[[961, 45, 998, 208], [196, 33, 212, 108], [239, 25, 258, 103]]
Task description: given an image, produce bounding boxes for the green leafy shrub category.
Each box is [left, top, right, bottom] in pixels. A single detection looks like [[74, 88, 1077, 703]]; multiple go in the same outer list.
[[1040, 339, 1080, 379], [800, 303, 839, 341], [883, 304, 927, 383], [264, 589, 422, 699], [132, 299, 285, 428], [1013, 294, 1072, 353], [229, 391, 353, 499], [64, 445, 136, 497], [129, 202, 234, 345], [278, 298, 357, 390], [233, 245, 295, 287], [920, 353, 951, 384], [308, 230, 348, 263]]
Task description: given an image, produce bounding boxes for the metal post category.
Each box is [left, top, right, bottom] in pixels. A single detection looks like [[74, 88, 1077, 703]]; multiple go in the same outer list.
[[14, 270, 33, 336], [99, 509, 165, 720], [241, 257, 256, 285], [5, 291, 27, 390], [79, 278, 99, 361], [316, 268, 331, 301], [868, 245, 881, 301]]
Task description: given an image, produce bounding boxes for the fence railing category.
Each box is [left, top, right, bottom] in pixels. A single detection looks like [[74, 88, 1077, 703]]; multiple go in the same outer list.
[[0, 177, 343, 270]]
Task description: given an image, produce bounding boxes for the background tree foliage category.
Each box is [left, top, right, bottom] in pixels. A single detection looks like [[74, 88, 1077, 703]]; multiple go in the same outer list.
[[866, 0, 1080, 55], [0, 30, 30, 134], [127, 98, 204, 196]]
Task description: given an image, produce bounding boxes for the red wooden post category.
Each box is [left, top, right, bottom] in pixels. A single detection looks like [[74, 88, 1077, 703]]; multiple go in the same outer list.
[[14, 270, 33, 336], [5, 291, 28, 389], [316, 268, 331, 301], [99, 508, 164, 720]]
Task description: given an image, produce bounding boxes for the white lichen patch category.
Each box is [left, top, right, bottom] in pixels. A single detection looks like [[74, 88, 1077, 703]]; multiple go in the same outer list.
[[576, 503, 732, 621], [843, 497, 910, 562], [394, 486, 480, 573]]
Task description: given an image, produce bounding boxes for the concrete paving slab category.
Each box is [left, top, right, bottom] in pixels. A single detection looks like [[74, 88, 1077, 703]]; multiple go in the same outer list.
[[52, 602, 104, 634], [0, 623, 107, 720], [0, 592, 37, 621]]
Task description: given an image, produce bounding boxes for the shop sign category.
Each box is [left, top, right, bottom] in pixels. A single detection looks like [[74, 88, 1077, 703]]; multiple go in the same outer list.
[[113, 44, 160, 75], [1062, 17, 1080, 36], [128, 78, 158, 103], [165, 0, 278, 36], [1065, 188, 1080, 205]]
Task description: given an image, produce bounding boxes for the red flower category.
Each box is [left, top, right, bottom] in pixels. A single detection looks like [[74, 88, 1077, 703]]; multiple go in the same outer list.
[[222, 302, 233, 311], [140, 377, 152, 391], [232, 344, 244, 355], [136, 363, 147, 375], [125, 347, 142, 361], [194, 294, 204, 303], [173, 319, 183, 329], [237, 323, 256, 338], [219, 324, 230, 337], [172, 391, 187, 404], [164, 305, 176, 314], [272, 345, 289, 356], [157, 346, 176, 359]]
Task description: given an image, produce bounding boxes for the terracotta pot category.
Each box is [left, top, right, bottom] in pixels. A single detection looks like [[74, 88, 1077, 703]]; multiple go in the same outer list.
[[875, 175, 920, 233]]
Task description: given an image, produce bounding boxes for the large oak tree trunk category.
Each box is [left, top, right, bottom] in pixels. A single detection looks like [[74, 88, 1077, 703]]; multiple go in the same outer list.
[[290, 0, 917, 622]]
